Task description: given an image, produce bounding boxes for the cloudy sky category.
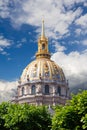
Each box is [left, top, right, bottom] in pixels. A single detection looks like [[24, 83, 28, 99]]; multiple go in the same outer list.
[[0, 0, 87, 102]]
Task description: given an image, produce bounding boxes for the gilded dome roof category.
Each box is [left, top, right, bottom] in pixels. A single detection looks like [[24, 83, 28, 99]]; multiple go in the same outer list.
[[20, 20, 66, 83], [21, 58, 66, 83]]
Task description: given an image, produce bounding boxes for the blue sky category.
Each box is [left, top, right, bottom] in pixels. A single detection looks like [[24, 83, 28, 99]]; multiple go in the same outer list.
[[0, 0, 87, 102]]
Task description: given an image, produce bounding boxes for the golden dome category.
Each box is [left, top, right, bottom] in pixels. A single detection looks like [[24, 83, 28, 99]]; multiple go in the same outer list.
[[20, 20, 65, 83], [15, 20, 70, 106], [21, 58, 66, 83]]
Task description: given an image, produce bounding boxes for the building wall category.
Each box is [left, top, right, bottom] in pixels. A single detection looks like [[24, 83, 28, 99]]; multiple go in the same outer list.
[[17, 81, 69, 105]]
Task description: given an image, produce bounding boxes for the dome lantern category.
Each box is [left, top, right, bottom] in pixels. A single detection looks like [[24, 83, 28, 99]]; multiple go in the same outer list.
[[36, 20, 51, 59]]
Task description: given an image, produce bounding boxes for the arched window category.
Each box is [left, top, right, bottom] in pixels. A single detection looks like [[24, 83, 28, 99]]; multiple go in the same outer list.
[[45, 85, 49, 94], [57, 86, 61, 95], [66, 89, 67, 97], [31, 85, 36, 94], [22, 87, 24, 96], [42, 43, 45, 50]]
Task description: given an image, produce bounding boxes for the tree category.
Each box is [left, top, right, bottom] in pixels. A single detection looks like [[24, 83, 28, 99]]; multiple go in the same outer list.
[[0, 102, 10, 130], [3, 103, 51, 130], [52, 90, 87, 130]]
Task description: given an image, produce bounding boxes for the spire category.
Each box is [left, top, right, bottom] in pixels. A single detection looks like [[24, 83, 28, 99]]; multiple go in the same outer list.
[[41, 19, 45, 38]]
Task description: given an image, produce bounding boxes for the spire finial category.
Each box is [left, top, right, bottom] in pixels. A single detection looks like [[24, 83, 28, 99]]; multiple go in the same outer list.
[[41, 19, 45, 37]]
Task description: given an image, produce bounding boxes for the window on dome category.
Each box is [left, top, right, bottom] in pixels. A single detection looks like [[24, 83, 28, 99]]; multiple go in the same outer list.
[[45, 71, 49, 77], [57, 86, 61, 95], [22, 87, 24, 96], [31, 85, 36, 94], [45, 85, 49, 94]]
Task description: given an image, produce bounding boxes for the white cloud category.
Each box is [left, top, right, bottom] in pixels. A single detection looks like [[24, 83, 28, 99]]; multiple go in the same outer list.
[[52, 40, 66, 52], [67, 39, 87, 46], [14, 1, 82, 39], [75, 14, 87, 27], [16, 38, 27, 48], [63, 0, 86, 8], [75, 13, 87, 36], [84, 2, 87, 6], [16, 43, 22, 48], [7, 57, 11, 61], [0, 36, 11, 47], [75, 28, 87, 36], [51, 50, 87, 88], [0, 35, 12, 55], [70, 40, 80, 45], [0, 80, 17, 103], [0, 0, 10, 18], [1, 51, 9, 56], [0, 0, 83, 39], [0, 47, 3, 52], [75, 28, 82, 36], [82, 39, 87, 45]]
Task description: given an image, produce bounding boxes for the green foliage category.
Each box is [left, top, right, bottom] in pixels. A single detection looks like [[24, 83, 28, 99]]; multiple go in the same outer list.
[[0, 103, 51, 130], [0, 102, 10, 130], [52, 90, 87, 130], [1, 90, 87, 130]]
